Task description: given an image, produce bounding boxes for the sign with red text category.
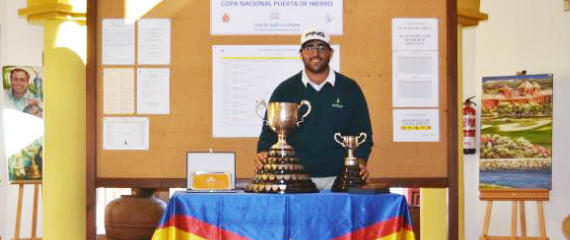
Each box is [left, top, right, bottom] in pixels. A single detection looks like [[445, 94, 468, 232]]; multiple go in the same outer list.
[[211, 0, 343, 35]]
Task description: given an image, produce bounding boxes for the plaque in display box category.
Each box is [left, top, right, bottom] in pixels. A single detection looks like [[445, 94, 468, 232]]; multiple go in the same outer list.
[[186, 152, 236, 192]]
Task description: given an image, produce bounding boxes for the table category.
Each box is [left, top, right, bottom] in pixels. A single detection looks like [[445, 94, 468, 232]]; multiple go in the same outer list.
[[152, 191, 415, 240]]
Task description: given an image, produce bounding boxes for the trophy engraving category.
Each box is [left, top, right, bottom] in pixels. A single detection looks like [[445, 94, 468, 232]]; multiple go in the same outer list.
[[331, 132, 367, 192], [246, 100, 319, 193]]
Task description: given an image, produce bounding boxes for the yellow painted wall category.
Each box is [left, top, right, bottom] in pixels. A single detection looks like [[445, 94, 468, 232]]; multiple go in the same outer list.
[[421, 188, 448, 239]]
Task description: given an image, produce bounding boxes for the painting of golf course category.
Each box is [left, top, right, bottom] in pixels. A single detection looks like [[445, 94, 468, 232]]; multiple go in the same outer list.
[[480, 74, 552, 189]]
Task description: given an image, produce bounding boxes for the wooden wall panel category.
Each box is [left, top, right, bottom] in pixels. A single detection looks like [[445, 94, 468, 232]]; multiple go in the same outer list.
[[96, 0, 450, 180]]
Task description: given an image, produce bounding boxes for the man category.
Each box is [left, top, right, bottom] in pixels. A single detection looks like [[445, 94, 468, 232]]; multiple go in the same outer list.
[[3, 68, 41, 115], [255, 28, 373, 190]]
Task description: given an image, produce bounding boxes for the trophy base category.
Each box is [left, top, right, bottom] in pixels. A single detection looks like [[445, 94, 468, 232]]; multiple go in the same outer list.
[[348, 185, 391, 194], [331, 165, 365, 192], [246, 147, 319, 194], [245, 180, 319, 194]]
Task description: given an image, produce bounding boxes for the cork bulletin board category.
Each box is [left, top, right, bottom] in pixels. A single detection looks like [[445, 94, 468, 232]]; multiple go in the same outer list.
[[94, 0, 455, 184]]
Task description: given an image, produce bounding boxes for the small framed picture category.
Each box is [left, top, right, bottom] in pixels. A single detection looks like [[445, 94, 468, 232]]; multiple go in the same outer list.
[[186, 151, 235, 190], [565, 0, 569, 11]]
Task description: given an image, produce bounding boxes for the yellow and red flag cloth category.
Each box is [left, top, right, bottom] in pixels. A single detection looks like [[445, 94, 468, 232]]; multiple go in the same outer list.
[[152, 192, 415, 240]]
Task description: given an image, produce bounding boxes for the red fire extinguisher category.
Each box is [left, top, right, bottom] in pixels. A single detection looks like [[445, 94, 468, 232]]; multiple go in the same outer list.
[[463, 96, 477, 154]]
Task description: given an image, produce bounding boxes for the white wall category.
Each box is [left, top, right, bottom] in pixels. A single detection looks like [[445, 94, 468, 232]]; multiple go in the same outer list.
[[0, 0, 44, 239], [463, 1, 570, 240]]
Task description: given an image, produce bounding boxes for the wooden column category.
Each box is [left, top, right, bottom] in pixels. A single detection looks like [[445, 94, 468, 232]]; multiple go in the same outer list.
[[458, 0, 488, 27]]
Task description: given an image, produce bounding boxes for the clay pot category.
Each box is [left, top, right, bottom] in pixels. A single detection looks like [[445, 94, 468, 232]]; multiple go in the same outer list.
[[105, 188, 167, 240]]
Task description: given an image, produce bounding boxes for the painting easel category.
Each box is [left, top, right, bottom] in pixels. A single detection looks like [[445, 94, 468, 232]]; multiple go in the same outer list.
[[11, 180, 41, 240], [480, 189, 549, 240]]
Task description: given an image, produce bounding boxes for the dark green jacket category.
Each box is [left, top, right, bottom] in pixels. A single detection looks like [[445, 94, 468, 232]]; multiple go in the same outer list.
[[257, 71, 373, 177]]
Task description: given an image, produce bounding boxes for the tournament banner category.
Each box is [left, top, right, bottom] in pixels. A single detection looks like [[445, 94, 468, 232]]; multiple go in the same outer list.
[[211, 0, 343, 35]]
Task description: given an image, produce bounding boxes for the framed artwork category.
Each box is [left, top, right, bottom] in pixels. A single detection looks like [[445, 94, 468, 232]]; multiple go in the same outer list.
[[479, 74, 553, 189], [2, 66, 44, 182]]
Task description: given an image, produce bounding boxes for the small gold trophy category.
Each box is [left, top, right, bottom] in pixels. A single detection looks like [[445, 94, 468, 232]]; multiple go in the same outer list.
[[245, 100, 319, 193], [331, 132, 367, 192], [26, 159, 42, 180], [26, 146, 43, 180]]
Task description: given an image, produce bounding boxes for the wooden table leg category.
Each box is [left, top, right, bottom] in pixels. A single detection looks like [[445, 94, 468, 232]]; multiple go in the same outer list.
[[31, 183, 40, 240], [14, 183, 24, 240], [537, 201, 547, 240], [519, 201, 527, 237], [511, 201, 518, 240], [480, 200, 493, 240]]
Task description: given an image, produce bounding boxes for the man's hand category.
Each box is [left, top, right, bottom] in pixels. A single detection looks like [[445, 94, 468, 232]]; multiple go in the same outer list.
[[255, 151, 268, 170], [27, 98, 39, 106], [358, 159, 370, 182]]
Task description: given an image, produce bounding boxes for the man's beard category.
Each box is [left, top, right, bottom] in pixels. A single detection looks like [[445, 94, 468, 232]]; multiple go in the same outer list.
[[303, 56, 330, 74]]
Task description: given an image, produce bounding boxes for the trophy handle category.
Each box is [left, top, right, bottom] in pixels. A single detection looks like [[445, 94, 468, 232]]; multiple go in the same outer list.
[[334, 132, 346, 148], [357, 132, 367, 146], [296, 100, 312, 126], [255, 100, 267, 120]]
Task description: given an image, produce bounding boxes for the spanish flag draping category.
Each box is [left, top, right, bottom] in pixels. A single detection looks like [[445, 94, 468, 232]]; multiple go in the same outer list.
[[152, 192, 415, 240]]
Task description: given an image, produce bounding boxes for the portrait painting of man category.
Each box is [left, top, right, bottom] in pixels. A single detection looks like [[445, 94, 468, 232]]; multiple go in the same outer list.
[[3, 66, 43, 118], [2, 66, 44, 182]]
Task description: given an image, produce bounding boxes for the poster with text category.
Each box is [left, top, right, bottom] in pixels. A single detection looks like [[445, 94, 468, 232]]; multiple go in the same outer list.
[[212, 45, 340, 137], [211, 0, 343, 35], [393, 109, 439, 142], [479, 74, 552, 189], [2, 66, 44, 182]]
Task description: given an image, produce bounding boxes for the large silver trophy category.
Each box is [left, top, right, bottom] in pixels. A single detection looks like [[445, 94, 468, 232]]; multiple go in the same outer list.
[[331, 132, 367, 192], [245, 100, 319, 193]]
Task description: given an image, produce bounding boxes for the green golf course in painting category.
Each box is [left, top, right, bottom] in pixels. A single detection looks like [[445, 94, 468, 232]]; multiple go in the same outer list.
[[479, 73, 552, 189]]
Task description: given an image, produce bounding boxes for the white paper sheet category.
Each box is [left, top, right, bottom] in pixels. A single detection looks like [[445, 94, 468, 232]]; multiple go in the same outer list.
[[103, 117, 149, 150], [392, 18, 438, 51], [393, 109, 439, 142], [138, 19, 171, 65], [392, 51, 439, 107], [103, 68, 135, 114], [102, 19, 135, 65], [210, 0, 343, 35], [137, 68, 170, 114], [212, 45, 340, 138], [392, 18, 439, 107]]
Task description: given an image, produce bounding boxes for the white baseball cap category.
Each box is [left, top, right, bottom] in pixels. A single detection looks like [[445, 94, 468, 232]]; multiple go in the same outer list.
[[300, 28, 330, 47]]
